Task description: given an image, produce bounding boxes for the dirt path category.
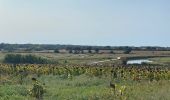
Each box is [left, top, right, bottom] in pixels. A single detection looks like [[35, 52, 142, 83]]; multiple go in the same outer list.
[[89, 59, 117, 64]]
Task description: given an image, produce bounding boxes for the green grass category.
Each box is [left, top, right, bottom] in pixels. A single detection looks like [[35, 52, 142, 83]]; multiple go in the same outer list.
[[150, 57, 170, 65], [0, 85, 33, 100], [1, 74, 170, 100], [0, 51, 170, 64]]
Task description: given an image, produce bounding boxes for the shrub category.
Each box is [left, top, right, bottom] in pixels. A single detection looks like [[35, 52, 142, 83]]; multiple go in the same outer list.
[[4, 54, 49, 64]]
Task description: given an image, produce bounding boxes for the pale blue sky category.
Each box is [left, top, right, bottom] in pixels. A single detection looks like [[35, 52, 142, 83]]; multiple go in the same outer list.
[[0, 0, 169, 46]]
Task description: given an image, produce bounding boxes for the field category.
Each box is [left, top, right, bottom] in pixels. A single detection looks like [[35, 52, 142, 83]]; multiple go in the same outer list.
[[1, 0, 170, 99], [1, 50, 170, 64], [0, 51, 170, 100]]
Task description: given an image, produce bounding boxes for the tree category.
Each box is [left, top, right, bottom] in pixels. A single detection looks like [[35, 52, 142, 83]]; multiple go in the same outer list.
[[54, 49, 60, 53], [88, 49, 92, 54], [104, 46, 111, 50], [81, 50, 84, 54], [123, 47, 132, 54], [74, 47, 81, 54], [95, 48, 99, 54], [4, 54, 49, 64], [110, 50, 115, 54], [87, 47, 92, 54], [69, 50, 73, 53], [74, 50, 79, 54]]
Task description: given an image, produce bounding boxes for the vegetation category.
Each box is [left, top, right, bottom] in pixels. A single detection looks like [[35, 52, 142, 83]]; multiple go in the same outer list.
[[95, 48, 99, 54], [110, 50, 114, 54], [69, 50, 73, 54], [4, 54, 50, 64], [123, 47, 132, 54], [150, 57, 170, 65], [0, 46, 170, 99], [88, 49, 92, 54], [1, 43, 170, 53], [0, 63, 170, 99], [54, 49, 59, 53]]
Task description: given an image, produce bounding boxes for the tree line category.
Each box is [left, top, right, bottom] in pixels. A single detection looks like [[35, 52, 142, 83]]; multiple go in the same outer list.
[[4, 54, 50, 64], [0, 43, 170, 52]]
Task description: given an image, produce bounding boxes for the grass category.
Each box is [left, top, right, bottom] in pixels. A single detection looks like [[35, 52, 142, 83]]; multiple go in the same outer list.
[[150, 57, 170, 65], [0, 74, 170, 100], [0, 51, 170, 100], [0, 85, 33, 100], [0, 51, 170, 64]]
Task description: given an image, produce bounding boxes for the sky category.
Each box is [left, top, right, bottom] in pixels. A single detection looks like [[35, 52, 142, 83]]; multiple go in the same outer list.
[[0, 0, 170, 46]]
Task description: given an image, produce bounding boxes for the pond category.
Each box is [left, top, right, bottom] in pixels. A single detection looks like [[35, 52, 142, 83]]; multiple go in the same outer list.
[[127, 59, 153, 64]]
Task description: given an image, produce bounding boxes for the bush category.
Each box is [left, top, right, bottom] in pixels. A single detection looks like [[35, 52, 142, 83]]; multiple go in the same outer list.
[[123, 48, 132, 54], [54, 49, 60, 53], [4, 54, 49, 64]]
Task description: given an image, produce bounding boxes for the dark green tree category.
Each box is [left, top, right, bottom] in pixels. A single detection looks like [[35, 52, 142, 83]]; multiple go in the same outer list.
[[54, 49, 60, 53], [110, 50, 115, 54], [69, 50, 73, 53], [95, 48, 99, 54], [123, 47, 132, 54], [88, 49, 92, 54]]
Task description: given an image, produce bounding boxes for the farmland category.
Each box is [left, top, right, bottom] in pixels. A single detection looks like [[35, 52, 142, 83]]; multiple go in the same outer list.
[[1, 0, 170, 99], [0, 63, 170, 100], [0, 50, 170, 100]]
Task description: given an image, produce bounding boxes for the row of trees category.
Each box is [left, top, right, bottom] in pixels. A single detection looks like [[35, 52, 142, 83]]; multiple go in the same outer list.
[[0, 43, 169, 52], [54, 49, 116, 54], [4, 54, 50, 64], [54, 48, 131, 54]]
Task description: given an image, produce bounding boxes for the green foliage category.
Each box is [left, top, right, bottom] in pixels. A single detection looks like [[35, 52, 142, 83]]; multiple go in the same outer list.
[[54, 49, 59, 53], [4, 54, 49, 64], [0, 64, 170, 99], [0, 85, 31, 100], [123, 47, 132, 54], [110, 50, 115, 54], [95, 48, 99, 53], [0, 43, 170, 53], [88, 50, 92, 53], [69, 50, 73, 53], [29, 81, 44, 99]]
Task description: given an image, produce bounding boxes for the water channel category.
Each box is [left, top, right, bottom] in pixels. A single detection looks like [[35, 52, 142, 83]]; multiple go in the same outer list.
[[127, 59, 153, 64]]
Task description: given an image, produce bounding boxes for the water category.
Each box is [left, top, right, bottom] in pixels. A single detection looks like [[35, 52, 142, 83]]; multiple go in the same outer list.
[[127, 59, 153, 64]]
